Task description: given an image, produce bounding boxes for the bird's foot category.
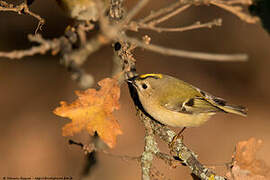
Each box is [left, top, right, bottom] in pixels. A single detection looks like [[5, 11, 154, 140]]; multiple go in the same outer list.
[[169, 127, 186, 151]]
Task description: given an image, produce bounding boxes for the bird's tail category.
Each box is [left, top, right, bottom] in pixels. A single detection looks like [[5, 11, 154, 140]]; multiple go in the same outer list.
[[220, 104, 247, 117]]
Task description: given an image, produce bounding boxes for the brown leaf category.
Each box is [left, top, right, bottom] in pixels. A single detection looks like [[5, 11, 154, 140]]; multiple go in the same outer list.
[[226, 138, 270, 180], [54, 78, 122, 148], [227, 163, 268, 180]]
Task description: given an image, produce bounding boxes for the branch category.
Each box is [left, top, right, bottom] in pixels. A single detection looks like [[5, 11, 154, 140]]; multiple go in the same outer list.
[[139, 0, 182, 24], [225, 0, 252, 5], [122, 35, 248, 62], [150, 118, 227, 180], [65, 34, 109, 66], [119, 0, 150, 27], [0, 34, 60, 59], [103, 0, 249, 62], [210, 0, 259, 24], [69, 139, 140, 167], [0, 0, 45, 33], [131, 18, 222, 33], [139, 109, 159, 180], [147, 4, 191, 26]]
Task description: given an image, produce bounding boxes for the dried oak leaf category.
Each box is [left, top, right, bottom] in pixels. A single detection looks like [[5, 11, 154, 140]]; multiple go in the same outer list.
[[226, 138, 270, 180], [227, 163, 268, 180], [54, 78, 122, 148]]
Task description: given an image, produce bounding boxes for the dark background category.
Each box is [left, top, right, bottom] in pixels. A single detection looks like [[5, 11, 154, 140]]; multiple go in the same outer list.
[[0, 0, 269, 179]]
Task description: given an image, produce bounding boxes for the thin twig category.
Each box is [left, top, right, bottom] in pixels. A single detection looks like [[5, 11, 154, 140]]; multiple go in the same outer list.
[[0, 34, 60, 59], [221, 0, 252, 5], [148, 4, 191, 26], [122, 35, 248, 62], [139, 1, 182, 24], [120, 0, 150, 26], [0, 0, 45, 33], [98, 0, 250, 63], [103, 151, 141, 162], [70, 139, 140, 163], [210, 1, 259, 24], [135, 18, 222, 33], [66, 34, 109, 66]]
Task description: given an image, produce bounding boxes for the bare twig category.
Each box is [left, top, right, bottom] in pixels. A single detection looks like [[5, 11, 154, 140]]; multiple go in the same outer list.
[[0, 0, 45, 33], [0, 34, 60, 59], [139, 1, 182, 24], [119, 0, 150, 26], [66, 34, 109, 67], [210, 1, 259, 24], [148, 4, 191, 26], [122, 35, 248, 62], [70, 139, 140, 162], [0, 29, 98, 88], [133, 18, 222, 33], [225, 0, 252, 5]]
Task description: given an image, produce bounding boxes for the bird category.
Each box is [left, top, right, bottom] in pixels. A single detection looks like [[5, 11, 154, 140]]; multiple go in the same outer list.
[[128, 73, 247, 129]]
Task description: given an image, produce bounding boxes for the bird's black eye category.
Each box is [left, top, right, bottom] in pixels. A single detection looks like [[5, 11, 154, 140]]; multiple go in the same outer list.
[[142, 83, 148, 89]]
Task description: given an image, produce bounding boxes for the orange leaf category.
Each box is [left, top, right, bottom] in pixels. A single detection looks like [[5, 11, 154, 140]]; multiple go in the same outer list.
[[227, 138, 270, 179], [53, 78, 122, 148]]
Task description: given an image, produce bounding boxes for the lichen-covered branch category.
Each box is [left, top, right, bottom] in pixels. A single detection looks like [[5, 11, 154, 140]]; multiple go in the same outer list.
[[139, 109, 159, 180], [149, 116, 227, 180]]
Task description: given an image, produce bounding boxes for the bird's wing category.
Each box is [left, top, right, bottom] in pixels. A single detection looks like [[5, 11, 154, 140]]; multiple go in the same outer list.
[[163, 96, 223, 114], [162, 81, 246, 116]]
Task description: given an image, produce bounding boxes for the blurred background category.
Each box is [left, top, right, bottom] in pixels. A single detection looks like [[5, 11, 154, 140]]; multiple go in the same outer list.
[[0, 0, 269, 179]]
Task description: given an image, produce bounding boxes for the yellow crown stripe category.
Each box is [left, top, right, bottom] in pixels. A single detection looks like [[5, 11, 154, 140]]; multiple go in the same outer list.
[[139, 74, 163, 79]]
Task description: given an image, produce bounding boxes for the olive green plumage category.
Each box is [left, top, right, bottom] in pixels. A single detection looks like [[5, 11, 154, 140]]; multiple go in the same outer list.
[[129, 74, 246, 128]]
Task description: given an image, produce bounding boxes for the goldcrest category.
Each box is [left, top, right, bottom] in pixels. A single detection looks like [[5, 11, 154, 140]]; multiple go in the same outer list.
[[129, 74, 247, 128], [56, 0, 109, 21]]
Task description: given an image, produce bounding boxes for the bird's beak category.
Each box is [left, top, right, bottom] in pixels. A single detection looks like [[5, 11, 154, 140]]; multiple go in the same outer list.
[[126, 79, 133, 83], [126, 76, 138, 88], [126, 76, 138, 83]]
